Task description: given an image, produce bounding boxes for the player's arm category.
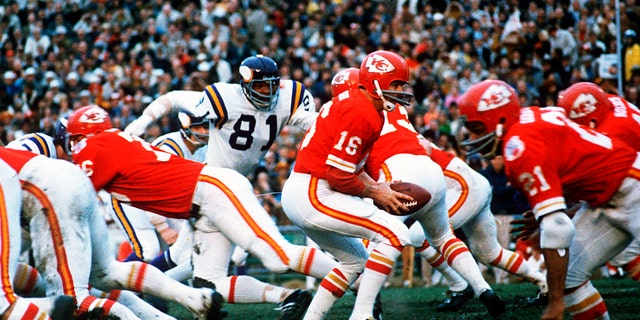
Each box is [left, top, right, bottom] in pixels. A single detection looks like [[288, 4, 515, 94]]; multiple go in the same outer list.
[[288, 89, 318, 131], [125, 90, 202, 136], [146, 212, 178, 245]]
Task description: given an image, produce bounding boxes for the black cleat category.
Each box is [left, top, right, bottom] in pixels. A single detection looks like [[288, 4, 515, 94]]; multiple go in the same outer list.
[[373, 293, 383, 320], [206, 289, 227, 320], [49, 295, 77, 320], [527, 290, 549, 306], [479, 289, 506, 317], [435, 285, 474, 312], [275, 289, 313, 320]]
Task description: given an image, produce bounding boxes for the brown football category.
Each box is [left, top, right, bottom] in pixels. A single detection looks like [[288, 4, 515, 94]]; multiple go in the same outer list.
[[375, 181, 432, 216]]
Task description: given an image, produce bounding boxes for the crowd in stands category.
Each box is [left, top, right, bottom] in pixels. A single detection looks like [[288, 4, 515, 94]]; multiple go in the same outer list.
[[1, 0, 639, 225]]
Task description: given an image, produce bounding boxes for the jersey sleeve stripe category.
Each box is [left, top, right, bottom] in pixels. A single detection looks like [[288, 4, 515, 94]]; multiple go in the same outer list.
[[532, 197, 567, 219], [326, 155, 357, 172], [204, 85, 227, 129], [31, 134, 51, 158], [154, 138, 184, 158], [290, 81, 304, 116]]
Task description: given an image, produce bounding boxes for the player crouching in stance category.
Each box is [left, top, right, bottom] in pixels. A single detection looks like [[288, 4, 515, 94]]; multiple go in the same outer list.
[[460, 79, 640, 320], [67, 105, 340, 320]]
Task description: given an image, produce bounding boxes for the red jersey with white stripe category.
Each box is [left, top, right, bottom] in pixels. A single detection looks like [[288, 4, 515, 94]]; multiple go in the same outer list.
[[0, 147, 38, 172], [71, 129, 206, 218], [294, 89, 383, 179], [597, 95, 640, 151], [364, 106, 427, 181], [503, 107, 637, 218]]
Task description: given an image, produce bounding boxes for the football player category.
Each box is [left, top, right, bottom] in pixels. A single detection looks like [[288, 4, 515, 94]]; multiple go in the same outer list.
[[332, 67, 510, 317], [557, 82, 640, 282], [0, 157, 76, 320], [459, 79, 640, 320], [282, 51, 436, 320], [7, 132, 224, 320], [67, 105, 339, 320], [113, 109, 210, 264]]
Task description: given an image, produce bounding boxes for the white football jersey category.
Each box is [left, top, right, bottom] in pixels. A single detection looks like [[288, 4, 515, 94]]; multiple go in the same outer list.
[[151, 131, 207, 163], [167, 80, 317, 176], [6, 132, 58, 159]]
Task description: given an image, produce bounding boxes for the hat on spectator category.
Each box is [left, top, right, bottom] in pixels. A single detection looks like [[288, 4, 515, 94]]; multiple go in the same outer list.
[[49, 79, 60, 88], [67, 72, 79, 81], [5, 50, 15, 57], [141, 96, 153, 105], [198, 61, 211, 72], [79, 90, 90, 98], [55, 26, 67, 35], [45, 71, 57, 79], [24, 67, 36, 76], [433, 13, 444, 22], [197, 53, 208, 61], [3, 71, 16, 80], [582, 54, 593, 62]]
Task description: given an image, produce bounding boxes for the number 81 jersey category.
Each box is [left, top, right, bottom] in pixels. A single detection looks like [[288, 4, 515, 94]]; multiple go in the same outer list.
[[503, 107, 637, 219], [201, 80, 316, 176]]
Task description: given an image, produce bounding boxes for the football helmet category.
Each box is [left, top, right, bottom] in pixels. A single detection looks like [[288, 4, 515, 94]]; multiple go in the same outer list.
[[331, 67, 359, 96], [557, 82, 611, 128], [458, 80, 520, 159], [239, 55, 280, 111], [178, 110, 209, 147], [53, 116, 71, 156], [67, 105, 112, 138], [359, 50, 413, 111]]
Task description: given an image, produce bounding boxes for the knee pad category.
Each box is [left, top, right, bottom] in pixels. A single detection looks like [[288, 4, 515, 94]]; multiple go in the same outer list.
[[540, 212, 575, 249]]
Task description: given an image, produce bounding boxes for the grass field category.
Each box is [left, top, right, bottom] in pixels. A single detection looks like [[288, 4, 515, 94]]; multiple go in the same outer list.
[[165, 277, 639, 319]]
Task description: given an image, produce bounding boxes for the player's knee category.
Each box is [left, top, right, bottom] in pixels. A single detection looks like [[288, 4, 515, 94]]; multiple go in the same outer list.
[[540, 212, 575, 249]]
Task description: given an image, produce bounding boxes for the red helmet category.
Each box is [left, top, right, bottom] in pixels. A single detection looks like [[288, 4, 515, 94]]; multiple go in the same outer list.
[[359, 50, 413, 111], [557, 82, 612, 127], [67, 105, 112, 138], [458, 80, 520, 158], [331, 67, 359, 96]]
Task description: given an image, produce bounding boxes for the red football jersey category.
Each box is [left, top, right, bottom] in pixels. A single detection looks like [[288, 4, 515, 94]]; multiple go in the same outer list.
[[428, 148, 456, 170], [294, 89, 383, 180], [597, 95, 640, 151], [72, 129, 206, 218], [503, 107, 637, 217], [0, 147, 38, 172], [364, 106, 427, 181]]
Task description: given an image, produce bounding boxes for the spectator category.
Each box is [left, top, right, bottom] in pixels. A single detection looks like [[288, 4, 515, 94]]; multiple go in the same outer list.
[[623, 30, 640, 86]]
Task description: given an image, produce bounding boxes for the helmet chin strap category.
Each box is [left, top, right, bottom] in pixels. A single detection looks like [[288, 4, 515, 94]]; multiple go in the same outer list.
[[373, 80, 396, 112]]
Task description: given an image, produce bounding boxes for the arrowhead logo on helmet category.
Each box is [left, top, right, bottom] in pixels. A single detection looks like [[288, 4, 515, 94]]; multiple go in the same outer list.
[[79, 108, 109, 124], [569, 93, 598, 119], [364, 54, 396, 73], [478, 84, 513, 112]]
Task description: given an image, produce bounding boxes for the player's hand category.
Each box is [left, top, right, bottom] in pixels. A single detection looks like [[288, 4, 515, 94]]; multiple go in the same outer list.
[[159, 228, 179, 245], [510, 210, 540, 242], [371, 181, 412, 215]]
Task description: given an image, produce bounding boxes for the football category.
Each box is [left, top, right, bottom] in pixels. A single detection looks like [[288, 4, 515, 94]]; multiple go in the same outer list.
[[375, 181, 431, 216]]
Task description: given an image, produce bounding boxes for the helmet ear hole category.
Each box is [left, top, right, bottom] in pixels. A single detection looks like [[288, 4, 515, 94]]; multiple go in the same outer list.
[[239, 55, 280, 110]]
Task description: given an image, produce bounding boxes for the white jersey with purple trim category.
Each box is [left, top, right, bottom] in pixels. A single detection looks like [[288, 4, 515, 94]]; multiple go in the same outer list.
[[166, 80, 316, 176], [6, 133, 57, 159], [151, 131, 207, 163]]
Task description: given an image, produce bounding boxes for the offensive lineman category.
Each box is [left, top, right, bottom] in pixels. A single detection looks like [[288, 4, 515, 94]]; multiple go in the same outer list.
[[68, 105, 339, 320], [459, 79, 640, 320]]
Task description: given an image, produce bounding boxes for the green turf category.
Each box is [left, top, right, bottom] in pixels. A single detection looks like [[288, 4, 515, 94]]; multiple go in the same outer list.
[[166, 277, 639, 319]]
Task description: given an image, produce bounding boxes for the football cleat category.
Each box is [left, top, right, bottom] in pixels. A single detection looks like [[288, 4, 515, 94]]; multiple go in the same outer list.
[[275, 289, 313, 320], [373, 293, 383, 320], [479, 289, 506, 317], [49, 295, 77, 320], [435, 285, 474, 312], [526, 290, 549, 306]]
